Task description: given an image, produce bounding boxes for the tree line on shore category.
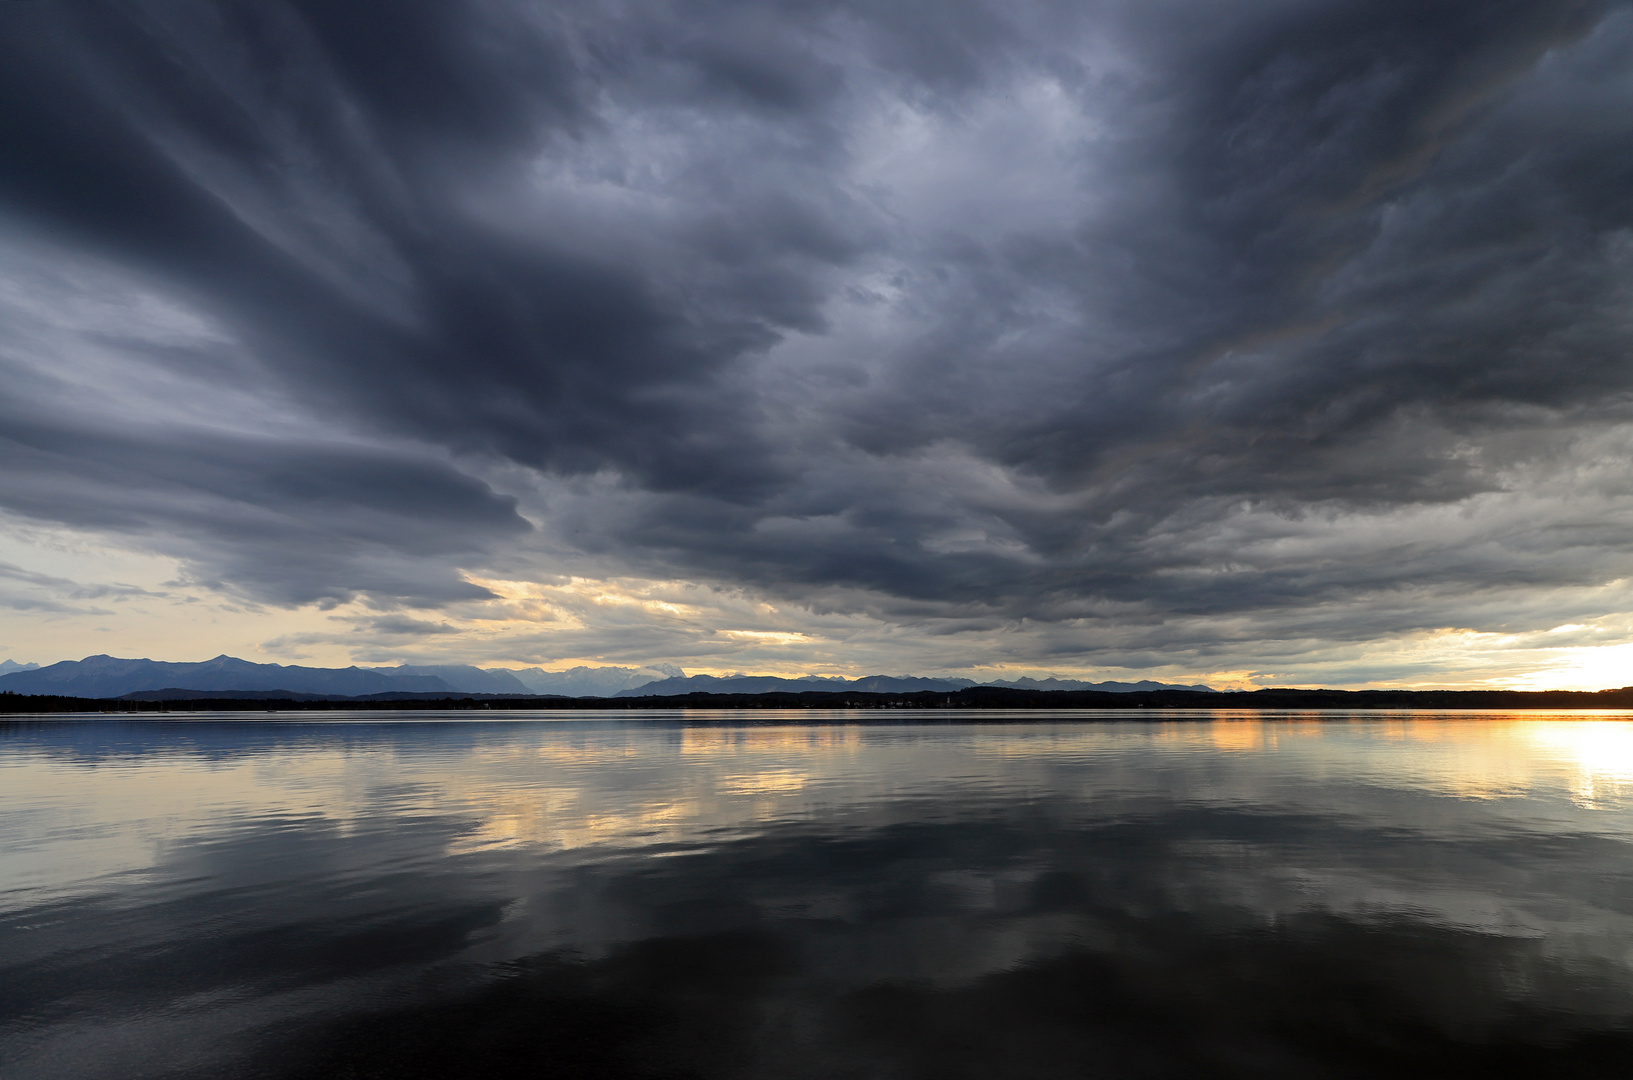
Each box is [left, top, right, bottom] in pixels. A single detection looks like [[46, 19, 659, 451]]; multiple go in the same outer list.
[[5, 685, 1633, 714]]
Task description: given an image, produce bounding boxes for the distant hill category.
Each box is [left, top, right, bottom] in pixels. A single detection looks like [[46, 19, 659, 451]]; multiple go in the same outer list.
[[986, 677, 1217, 692], [118, 688, 336, 701], [0, 655, 453, 699], [618, 673, 1215, 696], [851, 675, 980, 692], [616, 674, 979, 697], [367, 664, 532, 694], [0, 655, 1215, 700], [116, 687, 568, 702], [506, 664, 686, 697], [0, 655, 689, 699]]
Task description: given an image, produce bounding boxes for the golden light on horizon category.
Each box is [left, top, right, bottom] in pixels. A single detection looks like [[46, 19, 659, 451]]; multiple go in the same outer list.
[[1505, 641, 1633, 692]]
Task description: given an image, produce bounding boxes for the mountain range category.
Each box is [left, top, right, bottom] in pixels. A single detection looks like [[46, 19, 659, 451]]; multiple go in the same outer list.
[[0, 655, 1213, 700], [506, 664, 687, 697], [613, 674, 976, 696], [0, 655, 455, 699], [614, 674, 1215, 696]]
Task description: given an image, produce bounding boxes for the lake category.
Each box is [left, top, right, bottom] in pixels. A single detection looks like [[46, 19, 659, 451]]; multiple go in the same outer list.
[[3, 710, 1633, 1078]]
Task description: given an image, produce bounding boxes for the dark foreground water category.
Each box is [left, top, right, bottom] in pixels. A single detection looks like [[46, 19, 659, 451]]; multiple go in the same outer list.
[[4, 711, 1633, 1079]]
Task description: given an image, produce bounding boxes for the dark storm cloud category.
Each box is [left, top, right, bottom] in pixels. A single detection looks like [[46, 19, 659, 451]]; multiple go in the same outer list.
[[0, 402, 528, 604], [2, 0, 1632, 654]]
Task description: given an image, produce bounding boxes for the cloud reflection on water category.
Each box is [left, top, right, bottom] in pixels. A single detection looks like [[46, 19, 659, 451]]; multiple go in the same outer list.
[[2, 713, 1633, 1078]]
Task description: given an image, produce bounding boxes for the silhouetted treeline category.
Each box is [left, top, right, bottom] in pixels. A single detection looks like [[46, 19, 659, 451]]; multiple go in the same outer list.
[[5, 685, 1633, 714]]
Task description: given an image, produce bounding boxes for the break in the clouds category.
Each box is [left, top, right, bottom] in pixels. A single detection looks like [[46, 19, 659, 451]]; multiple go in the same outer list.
[[2, 0, 1633, 686]]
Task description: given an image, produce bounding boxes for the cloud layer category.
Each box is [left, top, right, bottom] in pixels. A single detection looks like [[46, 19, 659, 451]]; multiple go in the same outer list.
[[2, 0, 1633, 682]]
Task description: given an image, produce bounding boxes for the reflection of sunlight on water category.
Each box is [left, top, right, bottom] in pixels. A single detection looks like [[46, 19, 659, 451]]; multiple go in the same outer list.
[[957, 713, 1633, 806], [442, 786, 583, 854], [1519, 720, 1633, 809], [444, 741, 824, 855], [0, 722, 869, 888], [1148, 715, 1331, 752], [445, 764, 815, 855], [10, 716, 1633, 1080], [681, 725, 860, 756], [1209, 721, 1267, 752], [1383, 720, 1535, 801], [1347, 716, 1633, 805], [719, 769, 809, 795], [12, 714, 1633, 906], [579, 799, 703, 846]]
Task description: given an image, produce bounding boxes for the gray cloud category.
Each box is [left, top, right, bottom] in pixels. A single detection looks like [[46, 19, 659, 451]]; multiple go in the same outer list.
[[0, 560, 161, 615], [2, 0, 1632, 673]]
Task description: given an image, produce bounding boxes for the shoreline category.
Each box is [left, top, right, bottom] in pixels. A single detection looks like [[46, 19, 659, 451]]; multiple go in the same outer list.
[[6, 685, 1633, 714]]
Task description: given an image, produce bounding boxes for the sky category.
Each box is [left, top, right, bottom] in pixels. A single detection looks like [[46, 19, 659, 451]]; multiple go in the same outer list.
[[2, 0, 1632, 689]]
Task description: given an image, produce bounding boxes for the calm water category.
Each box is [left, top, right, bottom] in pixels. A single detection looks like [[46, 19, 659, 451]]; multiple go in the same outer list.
[[4, 711, 1633, 1079]]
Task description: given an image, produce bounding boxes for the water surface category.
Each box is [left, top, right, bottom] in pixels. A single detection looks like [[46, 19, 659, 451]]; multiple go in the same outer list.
[[4, 710, 1633, 1078]]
